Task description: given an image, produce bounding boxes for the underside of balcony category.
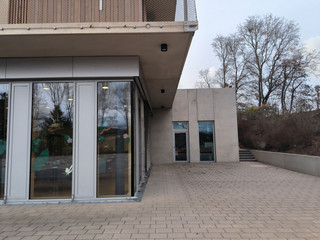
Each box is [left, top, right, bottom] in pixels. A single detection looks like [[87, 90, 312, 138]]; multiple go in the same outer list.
[[0, 21, 196, 109]]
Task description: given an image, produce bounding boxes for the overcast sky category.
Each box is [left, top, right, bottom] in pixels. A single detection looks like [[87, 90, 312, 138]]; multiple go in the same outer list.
[[178, 0, 320, 89]]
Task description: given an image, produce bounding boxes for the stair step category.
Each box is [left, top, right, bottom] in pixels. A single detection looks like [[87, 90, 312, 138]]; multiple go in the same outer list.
[[239, 149, 257, 162]]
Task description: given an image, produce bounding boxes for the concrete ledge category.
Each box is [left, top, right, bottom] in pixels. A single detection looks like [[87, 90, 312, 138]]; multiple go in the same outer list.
[[251, 150, 320, 177]]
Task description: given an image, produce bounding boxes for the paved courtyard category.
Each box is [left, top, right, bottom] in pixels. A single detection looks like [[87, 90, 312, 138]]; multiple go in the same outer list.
[[1, 162, 320, 240]]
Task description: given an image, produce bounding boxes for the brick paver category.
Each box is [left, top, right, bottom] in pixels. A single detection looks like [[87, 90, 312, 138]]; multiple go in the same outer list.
[[1, 162, 320, 239]]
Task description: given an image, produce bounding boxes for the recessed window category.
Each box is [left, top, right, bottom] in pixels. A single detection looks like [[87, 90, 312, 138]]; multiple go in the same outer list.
[[198, 122, 215, 162]]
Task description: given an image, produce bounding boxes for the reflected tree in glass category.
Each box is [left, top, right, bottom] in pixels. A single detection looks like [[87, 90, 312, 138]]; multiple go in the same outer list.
[[0, 85, 8, 200], [198, 122, 215, 161], [97, 82, 131, 197], [30, 83, 74, 199]]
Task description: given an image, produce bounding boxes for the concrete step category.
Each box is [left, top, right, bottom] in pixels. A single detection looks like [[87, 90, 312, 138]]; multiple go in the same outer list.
[[239, 149, 257, 162]]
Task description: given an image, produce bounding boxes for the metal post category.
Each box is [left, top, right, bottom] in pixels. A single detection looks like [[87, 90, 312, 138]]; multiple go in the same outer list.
[[99, 0, 103, 11], [184, 0, 188, 21]]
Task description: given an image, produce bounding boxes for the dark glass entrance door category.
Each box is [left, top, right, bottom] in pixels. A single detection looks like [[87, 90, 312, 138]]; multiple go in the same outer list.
[[174, 132, 188, 162], [173, 122, 189, 162]]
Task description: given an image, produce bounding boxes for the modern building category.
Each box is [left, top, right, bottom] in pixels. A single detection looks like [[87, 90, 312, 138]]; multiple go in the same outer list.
[[0, 0, 238, 205], [152, 88, 239, 165]]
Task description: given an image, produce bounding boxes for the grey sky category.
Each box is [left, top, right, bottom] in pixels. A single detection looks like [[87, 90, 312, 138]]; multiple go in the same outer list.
[[179, 0, 320, 89]]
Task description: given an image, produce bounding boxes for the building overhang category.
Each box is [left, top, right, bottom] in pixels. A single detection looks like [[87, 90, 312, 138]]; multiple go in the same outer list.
[[0, 21, 197, 108]]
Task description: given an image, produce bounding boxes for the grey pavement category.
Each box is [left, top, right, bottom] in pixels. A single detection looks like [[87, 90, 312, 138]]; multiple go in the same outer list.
[[1, 162, 320, 240]]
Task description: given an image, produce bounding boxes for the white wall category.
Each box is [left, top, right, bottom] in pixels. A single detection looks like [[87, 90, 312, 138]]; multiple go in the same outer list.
[[151, 109, 173, 164], [74, 83, 96, 200], [252, 150, 320, 177], [7, 83, 32, 203], [213, 88, 239, 163], [1, 57, 139, 79], [151, 88, 239, 164]]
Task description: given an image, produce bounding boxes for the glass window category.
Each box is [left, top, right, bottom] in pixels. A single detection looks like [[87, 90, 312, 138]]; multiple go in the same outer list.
[[0, 84, 8, 200], [97, 82, 132, 197], [198, 122, 215, 161], [30, 83, 74, 199], [173, 122, 188, 130]]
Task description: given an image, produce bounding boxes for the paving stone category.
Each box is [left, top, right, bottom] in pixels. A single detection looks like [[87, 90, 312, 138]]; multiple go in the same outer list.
[[0, 163, 320, 240]]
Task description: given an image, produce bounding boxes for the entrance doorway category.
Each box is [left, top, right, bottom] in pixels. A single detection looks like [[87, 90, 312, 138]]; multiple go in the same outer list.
[[172, 122, 189, 162]]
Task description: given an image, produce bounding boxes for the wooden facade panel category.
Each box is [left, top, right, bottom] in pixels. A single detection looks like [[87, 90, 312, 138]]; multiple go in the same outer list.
[[42, 0, 48, 23], [61, 0, 68, 23], [56, 0, 63, 23], [74, 0, 81, 23], [27, 0, 35, 23], [9, 0, 145, 24], [9, 0, 28, 24]]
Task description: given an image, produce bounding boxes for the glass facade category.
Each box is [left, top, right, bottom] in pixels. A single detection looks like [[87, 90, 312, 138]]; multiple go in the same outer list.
[[198, 122, 215, 161], [0, 84, 8, 200], [97, 82, 132, 197], [30, 83, 74, 199]]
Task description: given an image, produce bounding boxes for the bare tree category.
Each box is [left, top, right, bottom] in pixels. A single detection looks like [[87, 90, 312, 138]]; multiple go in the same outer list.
[[195, 69, 216, 88], [212, 35, 231, 88], [208, 14, 318, 113], [238, 14, 300, 106], [293, 84, 315, 112], [226, 34, 249, 102], [315, 85, 320, 110]]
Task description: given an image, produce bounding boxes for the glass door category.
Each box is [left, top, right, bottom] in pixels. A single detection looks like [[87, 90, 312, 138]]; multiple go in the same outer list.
[[173, 122, 189, 162]]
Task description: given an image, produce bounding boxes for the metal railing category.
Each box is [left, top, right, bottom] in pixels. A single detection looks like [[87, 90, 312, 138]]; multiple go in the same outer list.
[[0, 0, 197, 25]]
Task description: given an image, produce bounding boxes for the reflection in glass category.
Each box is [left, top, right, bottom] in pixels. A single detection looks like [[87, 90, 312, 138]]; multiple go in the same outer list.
[[198, 122, 215, 161], [174, 132, 188, 161], [173, 122, 188, 130], [30, 83, 73, 199], [0, 84, 8, 200], [97, 82, 131, 197]]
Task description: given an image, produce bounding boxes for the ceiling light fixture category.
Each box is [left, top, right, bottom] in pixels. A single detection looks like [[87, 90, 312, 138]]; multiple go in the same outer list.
[[161, 43, 168, 52]]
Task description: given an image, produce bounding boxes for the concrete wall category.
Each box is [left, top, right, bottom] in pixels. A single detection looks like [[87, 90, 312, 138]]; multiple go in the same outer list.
[[252, 150, 320, 177], [214, 88, 239, 163], [151, 109, 173, 164], [151, 88, 239, 164], [0, 57, 139, 79]]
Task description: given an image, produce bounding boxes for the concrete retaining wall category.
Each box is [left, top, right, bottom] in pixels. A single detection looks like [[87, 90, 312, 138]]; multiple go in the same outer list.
[[251, 150, 320, 177]]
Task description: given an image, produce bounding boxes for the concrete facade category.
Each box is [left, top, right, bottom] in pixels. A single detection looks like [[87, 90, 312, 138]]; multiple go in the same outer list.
[[151, 88, 239, 164], [252, 150, 320, 177]]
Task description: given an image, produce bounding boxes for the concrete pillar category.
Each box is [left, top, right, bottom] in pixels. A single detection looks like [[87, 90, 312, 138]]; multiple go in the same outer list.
[[213, 88, 239, 162], [7, 83, 32, 202], [187, 89, 199, 163], [74, 82, 96, 200]]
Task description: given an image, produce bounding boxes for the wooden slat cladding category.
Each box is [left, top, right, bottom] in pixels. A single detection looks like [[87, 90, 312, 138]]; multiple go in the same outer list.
[[8, 0, 144, 24], [8, 0, 28, 24]]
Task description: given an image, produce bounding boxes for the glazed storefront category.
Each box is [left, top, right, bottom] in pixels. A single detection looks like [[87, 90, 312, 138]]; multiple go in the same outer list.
[[0, 57, 151, 204]]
